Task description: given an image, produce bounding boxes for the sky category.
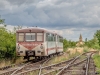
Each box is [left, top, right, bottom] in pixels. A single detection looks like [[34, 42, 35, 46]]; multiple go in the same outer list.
[[0, 0, 100, 41]]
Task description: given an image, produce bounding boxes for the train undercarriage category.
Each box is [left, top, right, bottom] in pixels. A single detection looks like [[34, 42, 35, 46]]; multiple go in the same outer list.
[[24, 52, 62, 61]]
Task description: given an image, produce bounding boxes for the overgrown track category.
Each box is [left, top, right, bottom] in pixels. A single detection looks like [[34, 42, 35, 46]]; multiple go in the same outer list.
[[56, 52, 96, 75], [0, 53, 63, 75], [13, 56, 74, 75], [40, 52, 97, 75], [0, 57, 53, 75], [0, 51, 97, 75], [13, 53, 87, 75]]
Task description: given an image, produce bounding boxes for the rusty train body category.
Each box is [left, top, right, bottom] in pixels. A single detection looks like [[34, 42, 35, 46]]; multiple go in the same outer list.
[[16, 27, 63, 60]]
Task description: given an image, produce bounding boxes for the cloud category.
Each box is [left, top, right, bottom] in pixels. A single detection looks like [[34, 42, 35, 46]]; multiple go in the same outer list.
[[0, 0, 100, 40]]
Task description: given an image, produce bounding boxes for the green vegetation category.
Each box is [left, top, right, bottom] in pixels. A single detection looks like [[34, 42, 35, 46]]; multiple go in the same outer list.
[[84, 30, 100, 49], [93, 54, 100, 74], [63, 39, 76, 51], [83, 47, 89, 52], [84, 37, 99, 49], [0, 17, 16, 60], [95, 30, 100, 46], [0, 17, 23, 61]]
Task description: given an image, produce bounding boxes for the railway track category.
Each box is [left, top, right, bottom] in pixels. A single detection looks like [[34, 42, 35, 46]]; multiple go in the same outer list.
[[40, 52, 96, 75], [12, 56, 75, 75], [0, 53, 63, 75], [40, 52, 87, 75], [55, 52, 96, 75], [8, 53, 87, 75], [0, 52, 97, 75]]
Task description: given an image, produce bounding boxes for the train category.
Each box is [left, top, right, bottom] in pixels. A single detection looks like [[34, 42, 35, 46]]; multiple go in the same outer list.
[[16, 27, 63, 61]]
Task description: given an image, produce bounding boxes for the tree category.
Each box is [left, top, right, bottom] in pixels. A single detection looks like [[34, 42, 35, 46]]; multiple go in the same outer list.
[[63, 39, 76, 51], [0, 15, 5, 24], [94, 30, 100, 46], [0, 16, 16, 59], [13, 25, 22, 33], [84, 31, 100, 49]]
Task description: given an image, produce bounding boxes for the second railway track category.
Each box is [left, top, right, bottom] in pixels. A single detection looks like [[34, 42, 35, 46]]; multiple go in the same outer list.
[[56, 52, 96, 75]]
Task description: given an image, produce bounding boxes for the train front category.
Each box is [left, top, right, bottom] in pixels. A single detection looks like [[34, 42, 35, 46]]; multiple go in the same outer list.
[[16, 28, 44, 60]]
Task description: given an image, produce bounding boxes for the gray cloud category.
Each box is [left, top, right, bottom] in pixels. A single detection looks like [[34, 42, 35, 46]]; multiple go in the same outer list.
[[5, 0, 41, 5], [0, 0, 100, 40]]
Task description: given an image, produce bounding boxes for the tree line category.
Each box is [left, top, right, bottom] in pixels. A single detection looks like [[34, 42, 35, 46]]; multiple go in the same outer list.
[[84, 30, 100, 49]]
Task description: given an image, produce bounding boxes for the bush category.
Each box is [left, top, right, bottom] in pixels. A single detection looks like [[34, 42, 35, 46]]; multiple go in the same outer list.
[[0, 27, 16, 60], [93, 54, 100, 73]]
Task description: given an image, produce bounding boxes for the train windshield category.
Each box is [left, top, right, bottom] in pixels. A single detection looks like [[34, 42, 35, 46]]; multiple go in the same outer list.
[[18, 33, 24, 41], [18, 33, 43, 42], [37, 33, 43, 41], [25, 33, 36, 41]]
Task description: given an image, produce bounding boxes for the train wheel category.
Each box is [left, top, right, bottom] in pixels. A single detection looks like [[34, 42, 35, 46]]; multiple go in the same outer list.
[[27, 57, 30, 61], [38, 57, 41, 60]]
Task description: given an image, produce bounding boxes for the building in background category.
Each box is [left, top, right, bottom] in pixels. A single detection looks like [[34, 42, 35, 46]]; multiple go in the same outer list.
[[76, 34, 84, 46]]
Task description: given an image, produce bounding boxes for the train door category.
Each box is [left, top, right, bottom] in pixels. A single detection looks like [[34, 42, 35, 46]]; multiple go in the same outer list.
[[46, 33, 52, 55], [57, 35, 59, 53], [46, 33, 49, 56], [56, 35, 58, 53], [46, 33, 54, 55], [54, 34, 56, 53]]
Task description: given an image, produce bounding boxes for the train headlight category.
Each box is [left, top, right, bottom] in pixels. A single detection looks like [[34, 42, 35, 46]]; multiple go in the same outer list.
[[40, 44, 43, 49], [37, 51, 41, 53], [40, 45, 43, 49], [17, 44, 20, 50]]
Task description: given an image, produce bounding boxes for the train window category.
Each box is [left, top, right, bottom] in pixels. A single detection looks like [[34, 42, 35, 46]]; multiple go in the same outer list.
[[46, 33, 48, 41], [51, 34, 54, 41], [25, 33, 35, 41], [57, 36, 63, 42], [58, 36, 63, 42], [53, 35, 56, 41], [46, 33, 55, 41], [60, 37, 63, 42], [18, 33, 24, 41], [37, 33, 43, 41], [47, 34, 51, 41], [57, 36, 59, 42], [46, 33, 50, 41]]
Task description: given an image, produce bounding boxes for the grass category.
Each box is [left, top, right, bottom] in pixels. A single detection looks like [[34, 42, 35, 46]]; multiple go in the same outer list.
[[93, 54, 100, 74], [0, 57, 25, 68], [68, 52, 80, 58], [0, 59, 11, 67], [43, 51, 82, 68], [43, 54, 69, 67], [29, 70, 39, 75], [83, 49, 88, 52]]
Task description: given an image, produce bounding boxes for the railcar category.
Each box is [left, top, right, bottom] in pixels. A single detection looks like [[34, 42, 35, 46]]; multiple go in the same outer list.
[[16, 27, 63, 60]]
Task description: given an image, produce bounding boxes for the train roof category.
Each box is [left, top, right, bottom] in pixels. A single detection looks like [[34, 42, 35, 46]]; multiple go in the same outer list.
[[16, 27, 63, 37]]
